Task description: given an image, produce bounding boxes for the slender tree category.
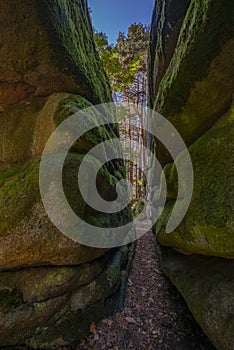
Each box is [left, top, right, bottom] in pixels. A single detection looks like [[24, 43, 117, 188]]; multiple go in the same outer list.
[[94, 24, 150, 199]]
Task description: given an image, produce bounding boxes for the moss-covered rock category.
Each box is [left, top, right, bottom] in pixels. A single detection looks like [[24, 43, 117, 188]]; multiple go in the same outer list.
[[0, 289, 24, 313], [0, 244, 135, 349], [158, 245, 234, 350], [0, 1, 133, 347], [156, 104, 234, 258], [53, 94, 118, 154], [0, 152, 115, 270], [150, 1, 234, 348], [0, 95, 122, 270], [27, 244, 135, 349], [0, 92, 117, 171], [150, 0, 234, 162], [0, 294, 69, 346], [0, 160, 40, 233], [148, 0, 191, 108], [0, 0, 115, 172], [0, 97, 46, 170], [0, 0, 111, 108], [0, 256, 108, 303]]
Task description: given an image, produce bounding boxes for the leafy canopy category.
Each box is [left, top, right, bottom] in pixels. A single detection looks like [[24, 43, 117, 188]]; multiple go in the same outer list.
[[94, 24, 150, 95]]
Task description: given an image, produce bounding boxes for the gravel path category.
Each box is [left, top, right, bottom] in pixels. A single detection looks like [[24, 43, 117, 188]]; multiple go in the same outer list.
[[76, 231, 215, 350]]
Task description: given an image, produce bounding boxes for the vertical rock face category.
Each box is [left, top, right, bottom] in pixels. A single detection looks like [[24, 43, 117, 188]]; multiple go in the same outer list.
[[148, 0, 191, 107], [149, 0, 234, 349], [0, 0, 134, 348]]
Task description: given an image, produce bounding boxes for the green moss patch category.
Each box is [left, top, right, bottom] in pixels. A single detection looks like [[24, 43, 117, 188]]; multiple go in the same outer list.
[[0, 161, 40, 233], [155, 0, 234, 116], [37, 0, 112, 104], [156, 104, 234, 257], [54, 94, 118, 154], [0, 288, 24, 313]]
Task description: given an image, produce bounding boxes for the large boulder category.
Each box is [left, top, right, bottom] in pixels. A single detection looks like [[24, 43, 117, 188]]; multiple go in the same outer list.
[[157, 103, 234, 258], [149, 0, 234, 348], [0, 98, 121, 269], [149, 0, 234, 163], [148, 0, 191, 108], [0, 0, 111, 112], [0, 0, 133, 348], [159, 246, 234, 350], [0, 245, 134, 348]]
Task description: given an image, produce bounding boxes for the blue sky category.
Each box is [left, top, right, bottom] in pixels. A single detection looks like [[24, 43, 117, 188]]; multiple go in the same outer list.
[[88, 0, 155, 44]]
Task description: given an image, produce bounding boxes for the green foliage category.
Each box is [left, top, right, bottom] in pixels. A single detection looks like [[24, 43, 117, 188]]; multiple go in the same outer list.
[[94, 32, 122, 90], [130, 198, 146, 217], [94, 24, 150, 98]]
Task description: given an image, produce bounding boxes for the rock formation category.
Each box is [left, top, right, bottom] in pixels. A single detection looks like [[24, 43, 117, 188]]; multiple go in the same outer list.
[[0, 0, 134, 348], [149, 0, 234, 349]]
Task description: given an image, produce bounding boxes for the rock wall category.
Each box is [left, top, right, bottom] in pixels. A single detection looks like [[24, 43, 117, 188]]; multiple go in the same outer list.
[[0, 1, 134, 348], [149, 0, 234, 349]]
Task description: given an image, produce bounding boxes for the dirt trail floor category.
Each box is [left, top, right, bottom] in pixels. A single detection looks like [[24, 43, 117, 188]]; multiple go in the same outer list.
[[76, 231, 215, 350]]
